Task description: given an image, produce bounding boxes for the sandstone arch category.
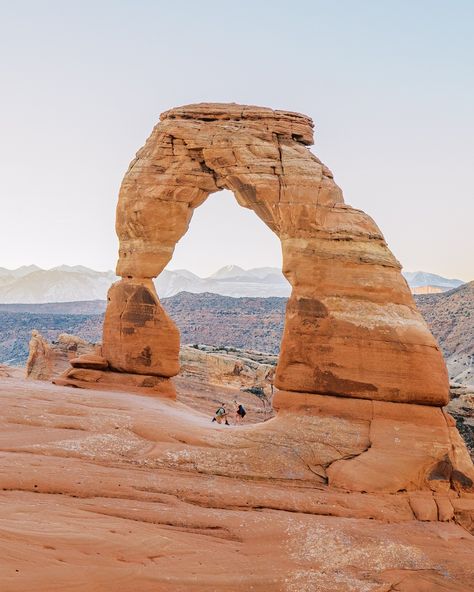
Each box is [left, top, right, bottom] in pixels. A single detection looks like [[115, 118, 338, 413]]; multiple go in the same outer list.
[[99, 103, 448, 405]]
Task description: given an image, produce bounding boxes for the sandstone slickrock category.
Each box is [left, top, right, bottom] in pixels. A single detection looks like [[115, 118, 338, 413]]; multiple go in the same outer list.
[[92, 102, 448, 405], [1, 377, 474, 591], [69, 353, 109, 370], [0, 365, 11, 378]]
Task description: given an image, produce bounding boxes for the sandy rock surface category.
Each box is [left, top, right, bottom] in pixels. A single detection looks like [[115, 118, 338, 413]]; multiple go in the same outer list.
[[0, 365, 12, 378], [0, 375, 473, 591]]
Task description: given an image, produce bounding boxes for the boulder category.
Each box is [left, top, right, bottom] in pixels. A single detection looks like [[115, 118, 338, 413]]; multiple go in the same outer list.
[[102, 280, 180, 377], [70, 354, 109, 370]]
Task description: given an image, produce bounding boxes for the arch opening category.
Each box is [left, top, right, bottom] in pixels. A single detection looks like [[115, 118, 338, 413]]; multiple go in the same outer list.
[[167, 188, 287, 281], [157, 189, 289, 420]]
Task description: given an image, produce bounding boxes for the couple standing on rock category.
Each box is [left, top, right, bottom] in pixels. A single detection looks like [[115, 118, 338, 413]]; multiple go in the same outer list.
[[211, 401, 246, 426]]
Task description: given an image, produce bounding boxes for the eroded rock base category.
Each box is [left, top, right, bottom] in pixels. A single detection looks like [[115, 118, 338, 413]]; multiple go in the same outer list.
[[54, 367, 175, 398], [274, 390, 474, 496]]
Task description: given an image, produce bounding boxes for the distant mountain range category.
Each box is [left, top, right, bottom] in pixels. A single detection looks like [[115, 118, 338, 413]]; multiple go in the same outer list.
[[0, 264, 466, 303], [403, 271, 464, 295], [0, 266, 116, 303]]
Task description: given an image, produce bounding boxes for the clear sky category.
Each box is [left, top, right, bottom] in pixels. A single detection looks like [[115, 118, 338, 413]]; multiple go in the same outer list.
[[1, 0, 473, 279]]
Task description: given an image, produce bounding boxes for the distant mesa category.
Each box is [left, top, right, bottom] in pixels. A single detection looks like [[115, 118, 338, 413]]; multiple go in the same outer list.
[[404, 271, 464, 295]]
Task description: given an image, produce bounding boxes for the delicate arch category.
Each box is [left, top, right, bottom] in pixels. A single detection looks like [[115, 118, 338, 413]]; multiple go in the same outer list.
[[100, 103, 448, 406]]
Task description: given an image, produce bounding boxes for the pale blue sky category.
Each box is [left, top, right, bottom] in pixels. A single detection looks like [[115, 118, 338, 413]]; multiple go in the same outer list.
[[1, 1, 473, 279]]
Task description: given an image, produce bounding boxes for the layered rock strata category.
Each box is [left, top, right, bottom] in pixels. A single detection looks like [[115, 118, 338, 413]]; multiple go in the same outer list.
[[43, 337, 274, 400], [179, 344, 275, 392], [77, 103, 447, 405]]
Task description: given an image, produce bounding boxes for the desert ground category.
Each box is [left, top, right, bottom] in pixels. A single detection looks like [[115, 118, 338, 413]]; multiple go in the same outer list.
[[1, 370, 473, 591]]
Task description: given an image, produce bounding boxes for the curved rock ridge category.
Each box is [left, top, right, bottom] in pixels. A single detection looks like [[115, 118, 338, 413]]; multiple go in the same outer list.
[[84, 102, 449, 406]]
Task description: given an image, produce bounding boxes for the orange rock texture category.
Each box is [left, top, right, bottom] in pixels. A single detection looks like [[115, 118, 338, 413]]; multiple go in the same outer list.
[[97, 103, 448, 405], [179, 345, 275, 392], [1, 376, 473, 591]]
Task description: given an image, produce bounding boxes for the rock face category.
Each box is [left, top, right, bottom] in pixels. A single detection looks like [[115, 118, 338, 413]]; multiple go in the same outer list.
[[94, 103, 448, 405], [448, 385, 474, 460], [25, 330, 96, 381], [102, 280, 180, 377], [179, 344, 275, 392]]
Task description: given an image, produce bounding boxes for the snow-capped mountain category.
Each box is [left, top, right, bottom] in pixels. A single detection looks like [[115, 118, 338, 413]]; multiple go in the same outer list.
[[0, 264, 466, 303], [402, 271, 464, 290], [158, 266, 291, 298], [0, 264, 42, 279], [209, 265, 247, 279], [0, 266, 116, 303], [0, 265, 291, 302]]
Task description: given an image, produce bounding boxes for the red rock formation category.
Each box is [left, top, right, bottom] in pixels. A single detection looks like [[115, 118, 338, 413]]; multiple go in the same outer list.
[[0, 365, 11, 378], [6, 104, 474, 589], [90, 103, 448, 405], [26, 330, 97, 381], [102, 280, 180, 377]]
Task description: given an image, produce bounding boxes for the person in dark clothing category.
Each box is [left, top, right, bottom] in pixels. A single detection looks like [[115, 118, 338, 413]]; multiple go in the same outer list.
[[234, 401, 247, 425]]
